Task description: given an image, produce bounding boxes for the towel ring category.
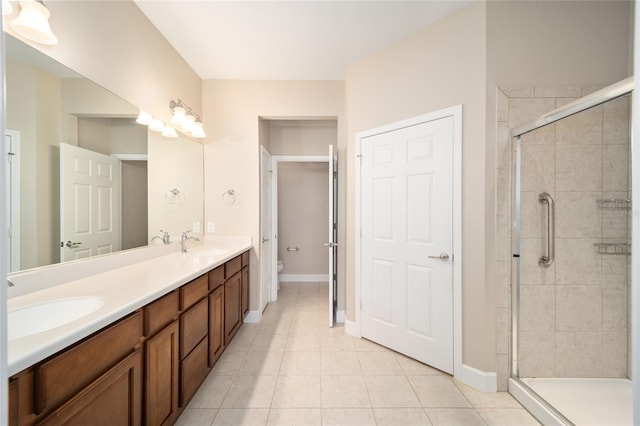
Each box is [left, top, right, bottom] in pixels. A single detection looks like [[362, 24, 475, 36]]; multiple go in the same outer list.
[[165, 188, 185, 205], [222, 189, 236, 205]]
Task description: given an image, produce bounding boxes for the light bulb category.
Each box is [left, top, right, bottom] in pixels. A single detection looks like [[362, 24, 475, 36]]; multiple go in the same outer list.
[[162, 126, 178, 138], [181, 114, 196, 133], [10, 1, 57, 45], [149, 119, 165, 132], [170, 106, 186, 126], [191, 122, 206, 139], [135, 110, 153, 126], [3, 0, 13, 16]]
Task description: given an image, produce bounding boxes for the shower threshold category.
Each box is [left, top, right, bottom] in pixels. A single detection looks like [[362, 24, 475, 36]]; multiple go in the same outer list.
[[522, 378, 632, 426]]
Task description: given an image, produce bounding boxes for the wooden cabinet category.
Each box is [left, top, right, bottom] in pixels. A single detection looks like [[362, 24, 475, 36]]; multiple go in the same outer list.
[[8, 249, 251, 426], [34, 311, 143, 415], [178, 281, 209, 408], [9, 378, 18, 426], [208, 285, 225, 367], [145, 321, 179, 426], [241, 266, 249, 318], [144, 291, 179, 426], [37, 349, 143, 426], [224, 272, 242, 344]]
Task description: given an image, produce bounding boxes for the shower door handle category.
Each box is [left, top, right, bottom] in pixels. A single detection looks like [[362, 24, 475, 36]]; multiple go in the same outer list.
[[538, 192, 555, 267]]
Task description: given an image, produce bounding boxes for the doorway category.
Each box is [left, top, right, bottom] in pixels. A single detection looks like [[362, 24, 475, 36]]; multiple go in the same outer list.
[[4, 129, 20, 272], [355, 106, 462, 376], [271, 152, 337, 325]]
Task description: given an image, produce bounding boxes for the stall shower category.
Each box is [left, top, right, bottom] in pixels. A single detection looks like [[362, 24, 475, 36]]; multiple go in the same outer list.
[[499, 78, 634, 425]]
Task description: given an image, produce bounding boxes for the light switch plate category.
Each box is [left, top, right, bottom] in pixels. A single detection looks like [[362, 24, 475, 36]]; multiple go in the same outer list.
[[192, 221, 201, 233], [207, 221, 215, 233]]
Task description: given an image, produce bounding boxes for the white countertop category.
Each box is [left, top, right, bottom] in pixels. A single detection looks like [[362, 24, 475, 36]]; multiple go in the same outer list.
[[7, 237, 252, 376]]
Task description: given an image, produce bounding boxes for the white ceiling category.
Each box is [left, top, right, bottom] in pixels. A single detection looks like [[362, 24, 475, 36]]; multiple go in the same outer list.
[[134, 1, 470, 80]]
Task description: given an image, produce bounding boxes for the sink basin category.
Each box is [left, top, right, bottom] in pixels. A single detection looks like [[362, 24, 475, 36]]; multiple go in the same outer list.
[[8, 297, 106, 340], [192, 248, 229, 257]]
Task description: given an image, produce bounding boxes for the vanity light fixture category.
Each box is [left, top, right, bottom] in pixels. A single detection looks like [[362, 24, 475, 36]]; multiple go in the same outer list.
[[149, 118, 165, 133], [10, 0, 58, 45], [2, 0, 13, 16], [162, 126, 178, 138], [135, 110, 154, 126], [169, 99, 206, 139]]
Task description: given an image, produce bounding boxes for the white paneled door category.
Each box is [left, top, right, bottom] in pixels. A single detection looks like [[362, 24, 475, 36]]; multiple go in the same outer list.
[[360, 116, 454, 374], [60, 143, 122, 262], [260, 146, 273, 312]]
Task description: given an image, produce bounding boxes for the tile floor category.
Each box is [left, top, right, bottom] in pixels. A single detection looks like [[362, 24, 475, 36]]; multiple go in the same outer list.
[[177, 282, 540, 425]]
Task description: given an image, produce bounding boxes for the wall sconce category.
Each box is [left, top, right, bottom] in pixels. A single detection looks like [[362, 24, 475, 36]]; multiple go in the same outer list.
[[169, 99, 206, 139], [9, 1, 58, 45]]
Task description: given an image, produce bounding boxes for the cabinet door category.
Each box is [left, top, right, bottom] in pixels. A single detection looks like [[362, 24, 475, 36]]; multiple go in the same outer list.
[[180, 298, 209, 359], [9, 378, 18, 426], [37, 349, 143, 426], [209, 285, 225, 367], [179, 337, 209, 408], [224, 272, 242, 344], [145, 321, 179, 426], [241, 266, 249, 318]]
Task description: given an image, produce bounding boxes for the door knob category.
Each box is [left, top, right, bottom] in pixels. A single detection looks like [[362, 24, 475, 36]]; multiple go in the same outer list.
[[262, 237, 270, 243], [428, 252, 449, 261], [65, 241, 82, 248]]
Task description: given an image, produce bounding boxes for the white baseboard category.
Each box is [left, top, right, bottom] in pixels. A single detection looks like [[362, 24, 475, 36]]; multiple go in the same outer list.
[[243, 310, 261, 323], [460, 364, 497, 392], [278, 274, 330, 282], [344, 319, 360, 337], [336, 310, 345, 323]]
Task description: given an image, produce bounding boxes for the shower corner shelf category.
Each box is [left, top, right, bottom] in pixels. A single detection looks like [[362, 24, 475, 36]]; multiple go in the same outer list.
[[596, 198, 632, 210], [594, 242, 631, 255]]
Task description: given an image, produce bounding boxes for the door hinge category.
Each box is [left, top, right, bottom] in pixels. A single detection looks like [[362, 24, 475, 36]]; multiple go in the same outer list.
[[7, 152, 14, 163]]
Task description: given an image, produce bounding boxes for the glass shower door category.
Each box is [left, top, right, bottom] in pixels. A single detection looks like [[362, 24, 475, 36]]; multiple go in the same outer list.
[[511, 93, 632, 425]]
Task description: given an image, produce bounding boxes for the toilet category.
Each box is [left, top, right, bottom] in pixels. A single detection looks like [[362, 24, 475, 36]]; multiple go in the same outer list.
[[277, 260, 284, 290]]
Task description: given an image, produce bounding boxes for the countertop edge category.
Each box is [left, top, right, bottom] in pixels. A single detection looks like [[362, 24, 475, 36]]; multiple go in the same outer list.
[[8, 242, 252, 376]]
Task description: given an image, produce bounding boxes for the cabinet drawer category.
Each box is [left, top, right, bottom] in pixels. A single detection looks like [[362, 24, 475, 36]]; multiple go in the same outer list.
[[208, 265, 225, 291], [35, 310, 143, 414], [180, 336, 209, 407], [225, 256, 242, 279], [37, 349, 142, 426], [144, 290, 179, 337], [180, 274, 208, 310], [241, 251, 249, 267], [179, 298, 208, 359]]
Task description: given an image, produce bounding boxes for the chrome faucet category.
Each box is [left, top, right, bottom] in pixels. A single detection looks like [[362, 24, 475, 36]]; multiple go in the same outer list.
[[151, 230, 171, 245], [180, 230, 200, 253]]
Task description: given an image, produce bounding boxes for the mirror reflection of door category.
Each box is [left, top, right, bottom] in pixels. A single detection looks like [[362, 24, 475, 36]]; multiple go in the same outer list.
[[60, 143, 122, 262], [5, 130, 21, 272]]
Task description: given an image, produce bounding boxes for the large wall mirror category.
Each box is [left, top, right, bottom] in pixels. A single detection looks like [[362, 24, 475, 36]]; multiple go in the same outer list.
[[4, 34, 204, 273]]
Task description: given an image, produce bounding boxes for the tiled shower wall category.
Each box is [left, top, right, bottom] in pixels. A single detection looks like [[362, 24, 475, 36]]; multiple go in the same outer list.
[[495, 86, 631, 390]]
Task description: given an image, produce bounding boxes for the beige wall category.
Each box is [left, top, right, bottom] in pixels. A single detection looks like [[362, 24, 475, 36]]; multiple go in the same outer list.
[[6, 61, 61, 269], [3, 0, 201, 124], [122, 161, 148, 250], [269, 120, 337, 156], [277, 162, 329, 275], [147, 133, 203, 241], [346, 3, 491, 371], [202, 80, 345, 312]]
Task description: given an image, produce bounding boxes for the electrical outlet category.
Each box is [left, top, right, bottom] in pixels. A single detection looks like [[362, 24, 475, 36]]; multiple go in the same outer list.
[[207, 221, 215, 233]]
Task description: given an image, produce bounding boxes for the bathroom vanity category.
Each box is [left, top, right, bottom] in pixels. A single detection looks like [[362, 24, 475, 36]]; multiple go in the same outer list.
[[6, 240, 251, 426]]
